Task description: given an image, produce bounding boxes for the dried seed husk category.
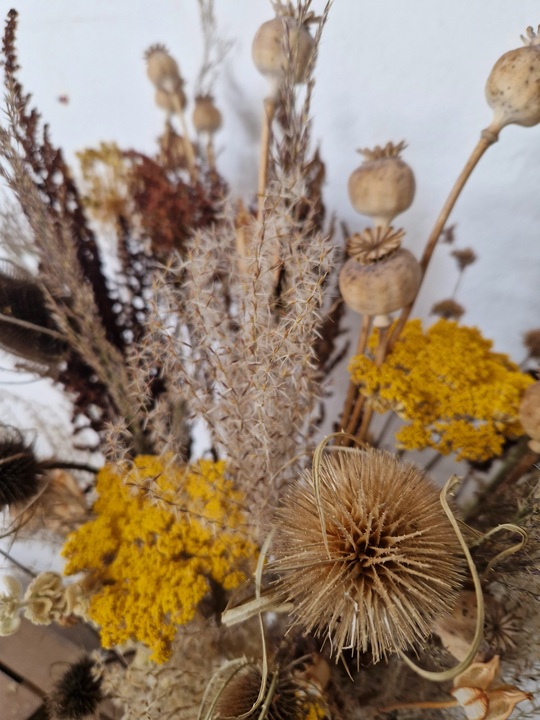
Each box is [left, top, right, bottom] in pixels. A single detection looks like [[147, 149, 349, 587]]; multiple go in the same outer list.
[[252, 16, 314, 87], [486, 27, 540, 132], [192, 95, 222, 134], [339, 247, 421, 316], [145, 44, 183, 95], [348, 143, 415, 226]]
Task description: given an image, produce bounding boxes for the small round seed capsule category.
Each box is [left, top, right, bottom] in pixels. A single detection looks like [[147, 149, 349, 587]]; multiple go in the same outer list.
[[252, 15, 314, 96], [192, 95, 222, 134], [486, 26, 540, 133], [348, 141, 415, 227]]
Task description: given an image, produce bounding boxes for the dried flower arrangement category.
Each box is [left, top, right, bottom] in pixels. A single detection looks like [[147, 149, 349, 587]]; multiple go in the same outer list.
[[0, 2, 539, 720]]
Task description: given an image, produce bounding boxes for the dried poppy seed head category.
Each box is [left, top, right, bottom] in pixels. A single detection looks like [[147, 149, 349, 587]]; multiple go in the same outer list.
[[273, 448, 464, 664], [214, 663, 302, 719], [0, 427, 41, 510], [48, 656, 102, 719]]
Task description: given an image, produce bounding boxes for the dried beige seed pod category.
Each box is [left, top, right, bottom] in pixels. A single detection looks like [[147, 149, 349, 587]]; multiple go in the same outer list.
[[518, 381, 540, 452], [192, 95, 222, 134], [273, 449, 463, 663], [155, 86, 186, 116], [346, 226, 405, 264], [252, 16, 314, 96], [145, 44, 184, 95], [348, 141, 416, 226], [486, 26, 540, 133], [339, 245, 421, 316]]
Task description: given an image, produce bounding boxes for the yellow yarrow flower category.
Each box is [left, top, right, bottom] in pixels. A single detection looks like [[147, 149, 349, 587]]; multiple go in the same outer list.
[[349, 319, 534, 462], [62, 457, 256, 663]]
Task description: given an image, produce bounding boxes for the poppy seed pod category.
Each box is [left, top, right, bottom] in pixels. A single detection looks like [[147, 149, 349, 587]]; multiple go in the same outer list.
[[486, 26, 540, 133], [252, 16, 314, 95], [155, 86, 186, 116], [192, 95, 222, 134], [339, 246, 421, 317], [348, 141, 416, 227], [273, 449, 463, 663], [145, 44, 184, 96], [518, 381, 540, 453]]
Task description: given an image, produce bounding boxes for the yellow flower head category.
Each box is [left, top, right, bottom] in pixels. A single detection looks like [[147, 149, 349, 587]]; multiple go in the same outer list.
[[349, 319, 534, 462], [62, 457, 256, 662]]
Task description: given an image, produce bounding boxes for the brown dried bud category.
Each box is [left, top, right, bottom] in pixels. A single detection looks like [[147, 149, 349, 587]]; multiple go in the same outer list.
[[451, 247, 477, 271], [431, 299, 465, 321]]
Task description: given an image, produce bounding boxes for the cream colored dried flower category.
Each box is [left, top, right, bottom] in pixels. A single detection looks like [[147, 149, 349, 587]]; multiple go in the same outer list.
[[64, 582, 90, 619], [273, 449, 463, 664], [24, 571, 67, 624], [0, 576, 22, 636], [346, 226, 405, 264]]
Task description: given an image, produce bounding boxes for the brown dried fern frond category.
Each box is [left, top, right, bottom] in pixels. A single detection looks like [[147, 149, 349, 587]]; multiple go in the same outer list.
[[273, 448, 464, 664]]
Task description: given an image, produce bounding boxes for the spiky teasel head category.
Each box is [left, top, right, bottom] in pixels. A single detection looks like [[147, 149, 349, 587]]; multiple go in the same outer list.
[[47, 656, 102, 719], [273, 448, 464, 664], [0, 427, 42, 510], [212, 661, 305, 720], [346, 226, 405, 265]]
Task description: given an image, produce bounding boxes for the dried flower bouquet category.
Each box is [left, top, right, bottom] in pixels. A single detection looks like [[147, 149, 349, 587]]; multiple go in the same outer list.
[[0, 2, 539, 719]]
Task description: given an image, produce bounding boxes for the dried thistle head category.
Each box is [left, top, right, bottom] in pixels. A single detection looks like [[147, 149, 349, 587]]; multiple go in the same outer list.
[[47, 656, 102, 720], [214, 662, 304, 720], [431, 298, 465, 320], [451, 247, 477, 271], [0, 426, 42, 510], [346, 226, 404, 264], [273, 448, 464, 664]]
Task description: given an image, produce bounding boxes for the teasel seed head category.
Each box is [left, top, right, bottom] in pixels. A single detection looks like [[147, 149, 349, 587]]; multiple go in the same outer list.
[[47, 656, 102, 720], [213, 662, 304, 720], [486, 26, 540, 133], [273, 448, 464, 664], [0, 427, 42, 510], [348, 141, 416, 227]]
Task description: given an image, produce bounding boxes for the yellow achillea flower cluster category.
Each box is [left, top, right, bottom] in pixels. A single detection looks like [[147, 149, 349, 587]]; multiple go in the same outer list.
[[62, 457, 255, 663], [349, 319, 534, 462]]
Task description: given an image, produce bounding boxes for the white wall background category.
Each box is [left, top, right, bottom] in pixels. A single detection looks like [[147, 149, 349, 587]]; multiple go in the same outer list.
[[8, 0, 540, 358]]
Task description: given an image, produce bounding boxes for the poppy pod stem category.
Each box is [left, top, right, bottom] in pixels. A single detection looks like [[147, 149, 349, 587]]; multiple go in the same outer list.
[[337, 314, 372, 444], [388, 132, 496, 352], [172, 94, 198, 182]]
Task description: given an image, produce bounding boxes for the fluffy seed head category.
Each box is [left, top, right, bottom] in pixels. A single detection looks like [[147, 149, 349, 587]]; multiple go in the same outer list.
[[0, 427, 42, 510], [273, 448, 463, 664], [48, 656, 102, 719]]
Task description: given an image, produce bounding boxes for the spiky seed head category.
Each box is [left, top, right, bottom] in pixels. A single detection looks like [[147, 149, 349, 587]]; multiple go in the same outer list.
[[0, 427, 42, 510], [48, 657, 102, 720], [273, 448, 464, 664], [214, 663, 302, 720]]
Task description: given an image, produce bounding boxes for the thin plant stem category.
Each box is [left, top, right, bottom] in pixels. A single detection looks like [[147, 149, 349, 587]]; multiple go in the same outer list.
[[388, 131, 497, 351], [337, 314, 372, 443], [424, 451, 444, 474], [257, 97, 276, 224], [206, 133, 216, 170], [378, 699, 459, 712], [174, 95, 198, 182], [357, 324, 389, 442]]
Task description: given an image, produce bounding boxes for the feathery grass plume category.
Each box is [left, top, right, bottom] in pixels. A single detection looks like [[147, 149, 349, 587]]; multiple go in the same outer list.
[[0, 426, 42, 510], [273, 448, 464, 664], [48, 656, 102, 720]]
